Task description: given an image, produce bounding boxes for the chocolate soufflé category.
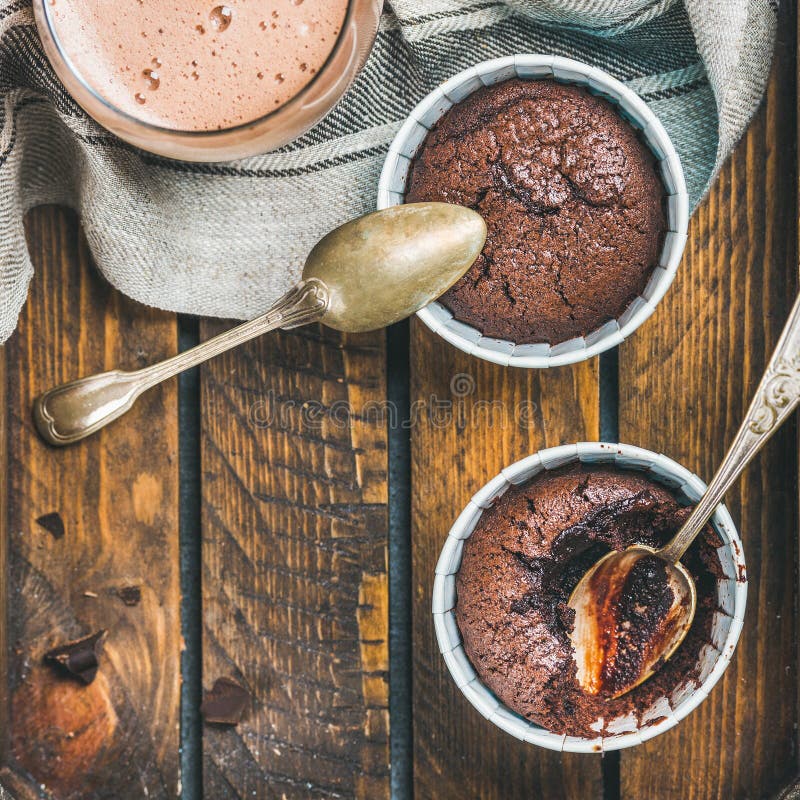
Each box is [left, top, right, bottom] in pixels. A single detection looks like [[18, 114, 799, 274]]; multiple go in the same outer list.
[[406, 79, 665, 344], [455, 465, 726, 738]]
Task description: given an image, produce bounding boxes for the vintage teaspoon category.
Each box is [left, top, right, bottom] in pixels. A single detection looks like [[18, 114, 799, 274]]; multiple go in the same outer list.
[[568, 290, 800, 698], [34, 203, 486, 445]]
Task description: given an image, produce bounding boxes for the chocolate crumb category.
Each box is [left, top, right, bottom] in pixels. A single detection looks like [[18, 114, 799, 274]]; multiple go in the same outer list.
[[118, 586, 142, 606], [35, 512, 64, 540], [44, 630, 107, 685], [201, 677, 250, 725]]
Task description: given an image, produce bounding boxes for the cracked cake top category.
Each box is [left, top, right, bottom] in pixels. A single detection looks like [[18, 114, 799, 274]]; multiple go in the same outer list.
[[406, 79, 665, 344], [455, 464, 723, 738]]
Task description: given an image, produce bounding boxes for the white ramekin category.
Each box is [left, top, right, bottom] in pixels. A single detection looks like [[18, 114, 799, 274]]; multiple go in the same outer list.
[[432, 442, 746, 753], [377, 55, 689, 368]]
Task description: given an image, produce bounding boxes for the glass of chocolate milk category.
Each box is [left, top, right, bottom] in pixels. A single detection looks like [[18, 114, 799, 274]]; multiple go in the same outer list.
[[34, 0, 381, 161]]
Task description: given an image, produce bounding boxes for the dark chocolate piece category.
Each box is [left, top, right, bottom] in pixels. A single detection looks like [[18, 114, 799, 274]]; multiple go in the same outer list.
[[201, 677, 250, 725], [35, 512, 65, 540], [44, 629, 107, 685], [117, 586, 142, 606]]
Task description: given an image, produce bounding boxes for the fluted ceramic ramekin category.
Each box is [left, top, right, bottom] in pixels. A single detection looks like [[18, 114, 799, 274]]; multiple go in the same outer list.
[[432, 442, 746, 753], [378, 55, 689, 368]]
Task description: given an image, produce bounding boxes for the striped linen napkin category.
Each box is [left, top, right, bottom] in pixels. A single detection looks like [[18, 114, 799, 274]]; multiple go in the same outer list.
[[0, 0, 777, 343]]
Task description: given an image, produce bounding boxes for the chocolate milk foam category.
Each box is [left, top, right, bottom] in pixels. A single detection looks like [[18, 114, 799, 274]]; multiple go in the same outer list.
[[48, 0, 349, 131]]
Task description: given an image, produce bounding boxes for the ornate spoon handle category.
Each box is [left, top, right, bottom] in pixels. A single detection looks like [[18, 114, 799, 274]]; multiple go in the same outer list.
[[33, 279, 329, 446], [660, 291, 800, 563]]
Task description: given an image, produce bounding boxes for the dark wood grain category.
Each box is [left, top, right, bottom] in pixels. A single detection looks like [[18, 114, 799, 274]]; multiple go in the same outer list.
[[199, 321, 390, 799], [409, 323, 602, 800], [618, 17, 798, 800], [0, 207, 181, 799]]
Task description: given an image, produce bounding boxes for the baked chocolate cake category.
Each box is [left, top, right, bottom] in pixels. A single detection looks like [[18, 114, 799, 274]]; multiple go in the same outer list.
[[455, 465, 724, 738], [406, 79, 665, 344]]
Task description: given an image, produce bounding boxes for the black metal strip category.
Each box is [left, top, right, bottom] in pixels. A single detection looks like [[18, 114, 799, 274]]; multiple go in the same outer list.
[[599, 346, 621, 798], [178, 314, 203, 800], [387, 319, 413, 800], [599, 348, 620, 444]]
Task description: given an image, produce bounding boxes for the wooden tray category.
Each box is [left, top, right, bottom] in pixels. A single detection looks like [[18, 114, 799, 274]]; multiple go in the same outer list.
[[0, 4, 797, 798]]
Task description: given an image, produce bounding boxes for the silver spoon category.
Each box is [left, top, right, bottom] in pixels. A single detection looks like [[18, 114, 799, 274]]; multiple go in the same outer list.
[[569, 290, 800, 698], [34, 202, 487, 446]]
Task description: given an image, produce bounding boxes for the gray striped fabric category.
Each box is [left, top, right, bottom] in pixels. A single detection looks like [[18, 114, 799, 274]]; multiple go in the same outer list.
[[0, 0, 777, 343]]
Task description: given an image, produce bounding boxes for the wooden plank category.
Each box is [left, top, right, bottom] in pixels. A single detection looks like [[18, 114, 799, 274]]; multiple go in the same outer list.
[[199, 321, 390, 798], [618, 18, 798, 800], [0, 207, 181, 798], [410, 323, 602, 800]]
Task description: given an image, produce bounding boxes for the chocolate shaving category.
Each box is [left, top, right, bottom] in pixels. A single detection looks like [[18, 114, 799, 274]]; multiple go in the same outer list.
[[117, 586, 141, 606], [44, 630, 107, 685], [35, 512, 65, 540], [201, 677, 250, 725]]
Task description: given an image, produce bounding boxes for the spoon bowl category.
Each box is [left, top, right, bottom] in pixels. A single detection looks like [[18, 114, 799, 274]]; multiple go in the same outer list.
[[305, 203, 487, 332], [568, 545, 696, 699]]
